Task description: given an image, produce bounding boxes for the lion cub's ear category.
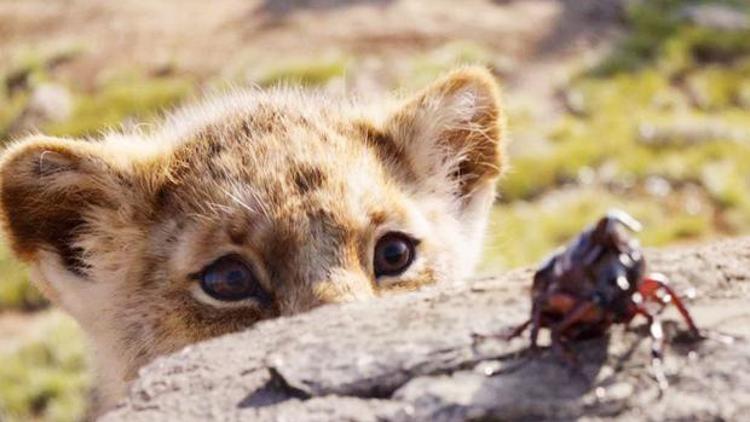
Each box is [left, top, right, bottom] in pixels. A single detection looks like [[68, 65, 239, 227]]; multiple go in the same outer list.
[[385, 66, 505, 205], [0, 136, 132, 277]]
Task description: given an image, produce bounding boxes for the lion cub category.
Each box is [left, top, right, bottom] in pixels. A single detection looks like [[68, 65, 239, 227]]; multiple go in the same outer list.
[[0, 67, 505, 412]]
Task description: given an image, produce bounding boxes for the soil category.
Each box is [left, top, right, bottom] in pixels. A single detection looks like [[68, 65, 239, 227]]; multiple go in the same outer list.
[[0, 0, 626, 107]]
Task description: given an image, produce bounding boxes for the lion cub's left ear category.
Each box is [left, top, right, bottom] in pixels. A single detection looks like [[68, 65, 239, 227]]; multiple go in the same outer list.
[[385, 66, 505, 206]]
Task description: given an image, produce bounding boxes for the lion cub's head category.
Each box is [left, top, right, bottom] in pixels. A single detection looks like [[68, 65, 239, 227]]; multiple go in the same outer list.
[[0, 67, 505, 408]]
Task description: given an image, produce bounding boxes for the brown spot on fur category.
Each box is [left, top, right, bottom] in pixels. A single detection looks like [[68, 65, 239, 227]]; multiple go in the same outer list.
[[369, 210, 387, 226], [227, 222, 248, 245], [263, 227, 302, 283], [292, 165, 326, 194], [356, 122, 402, 164], [208, 139, 224, 156], [154, 184, 173, 212], [353, 121, 417, 182]]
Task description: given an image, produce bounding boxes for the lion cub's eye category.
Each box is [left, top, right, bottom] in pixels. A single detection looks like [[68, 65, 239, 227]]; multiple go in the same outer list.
[[199, 255, 267, 302], [374, 232, 417, 278]]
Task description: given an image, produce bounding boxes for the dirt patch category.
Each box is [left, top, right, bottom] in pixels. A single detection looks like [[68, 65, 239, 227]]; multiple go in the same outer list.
[[0, 0, 625, 98], [0, 311, 47, 348]]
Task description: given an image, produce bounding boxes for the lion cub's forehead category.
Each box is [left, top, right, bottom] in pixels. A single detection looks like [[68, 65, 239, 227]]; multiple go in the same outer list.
[[156, 99, 397, 230]]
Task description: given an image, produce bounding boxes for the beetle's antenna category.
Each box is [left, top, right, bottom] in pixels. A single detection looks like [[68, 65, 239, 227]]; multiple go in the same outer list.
[[607, 209, 643, 232]]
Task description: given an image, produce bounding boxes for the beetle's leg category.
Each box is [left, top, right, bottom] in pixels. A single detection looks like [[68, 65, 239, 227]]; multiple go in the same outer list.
[[546, 300, 598, 366], [529, 301, 543, 350], [623, 302, 638, 331], [553, 300, 598, 334], [504, 318, 532, 341], [502, 297, 542, 343], [641, 274, 700, 337], [632, 306, 665, 359], [632, 304, 669, 390]]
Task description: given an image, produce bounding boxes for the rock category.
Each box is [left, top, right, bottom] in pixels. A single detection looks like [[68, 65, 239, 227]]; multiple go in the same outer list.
[[637, 120, 750, 147], [103, 238, 750, 421], [681, 4, 750, 31], [7, 83, 73, 137]]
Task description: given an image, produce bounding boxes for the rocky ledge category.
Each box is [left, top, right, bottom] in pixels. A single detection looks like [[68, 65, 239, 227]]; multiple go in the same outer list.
[[104, 238, 750, 421]]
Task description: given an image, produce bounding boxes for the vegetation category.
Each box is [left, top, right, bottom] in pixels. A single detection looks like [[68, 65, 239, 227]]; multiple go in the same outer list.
[[401, 40, 499, 90], [258, 57, 348, 87], [0, 312, 89, 422], [46, 74, 193, 138], [489, 0, 750, 267], [0, 241, 46, 311], [482, 187, 714, 270]]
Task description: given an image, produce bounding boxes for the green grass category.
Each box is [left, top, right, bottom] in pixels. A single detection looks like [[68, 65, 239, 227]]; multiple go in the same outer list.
[[486, 0, 750, 268], [0, 311, 90, 422], [46, 75, 193, 138], [482, 188, 714, 271], [0, 93, 29, 140], [0, 44, 85, 139], [258, 57, 348, 87], [0, 241, 46, 311], [686, 64, 750, 109], [401, 41, 498, 90], [500, 7, 750, 206], [593, 0, 750, 76]]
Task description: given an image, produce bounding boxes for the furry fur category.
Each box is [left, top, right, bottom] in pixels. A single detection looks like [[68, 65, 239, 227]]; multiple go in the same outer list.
[[0, 67, 505, 414]]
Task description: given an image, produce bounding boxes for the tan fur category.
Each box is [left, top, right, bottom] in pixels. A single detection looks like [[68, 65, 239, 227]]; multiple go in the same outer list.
[[0, 67, 505, 414]]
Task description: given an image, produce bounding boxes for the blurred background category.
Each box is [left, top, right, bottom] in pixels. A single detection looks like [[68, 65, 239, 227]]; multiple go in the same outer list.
[[0, 0, 749, 420]]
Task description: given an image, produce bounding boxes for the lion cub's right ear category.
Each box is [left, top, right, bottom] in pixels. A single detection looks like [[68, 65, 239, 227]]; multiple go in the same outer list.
[[0, 136, 133, 279]]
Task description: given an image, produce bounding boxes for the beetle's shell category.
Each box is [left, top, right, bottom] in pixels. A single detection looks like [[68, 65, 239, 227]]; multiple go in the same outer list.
[[531, 214, 646, 324]]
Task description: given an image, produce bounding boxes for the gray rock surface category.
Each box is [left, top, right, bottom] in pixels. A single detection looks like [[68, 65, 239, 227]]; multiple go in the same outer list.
[[681, 4, 750, 31], [103, 238, 750, 421]]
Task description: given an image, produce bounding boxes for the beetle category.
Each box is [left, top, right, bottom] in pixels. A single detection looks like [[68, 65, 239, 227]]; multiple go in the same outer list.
[[507, 210, 701, 387]]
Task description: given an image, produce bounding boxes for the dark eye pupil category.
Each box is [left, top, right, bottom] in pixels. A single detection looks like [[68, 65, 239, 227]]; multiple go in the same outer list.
[[383, 243, 408, 265], [226, 270, 245, 286], [200, 256, 263, 302], [374, 233, 416, 277]]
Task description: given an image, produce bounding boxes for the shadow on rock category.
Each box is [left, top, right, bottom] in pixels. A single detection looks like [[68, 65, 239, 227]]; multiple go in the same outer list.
[[392, 335, 611, 420]]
